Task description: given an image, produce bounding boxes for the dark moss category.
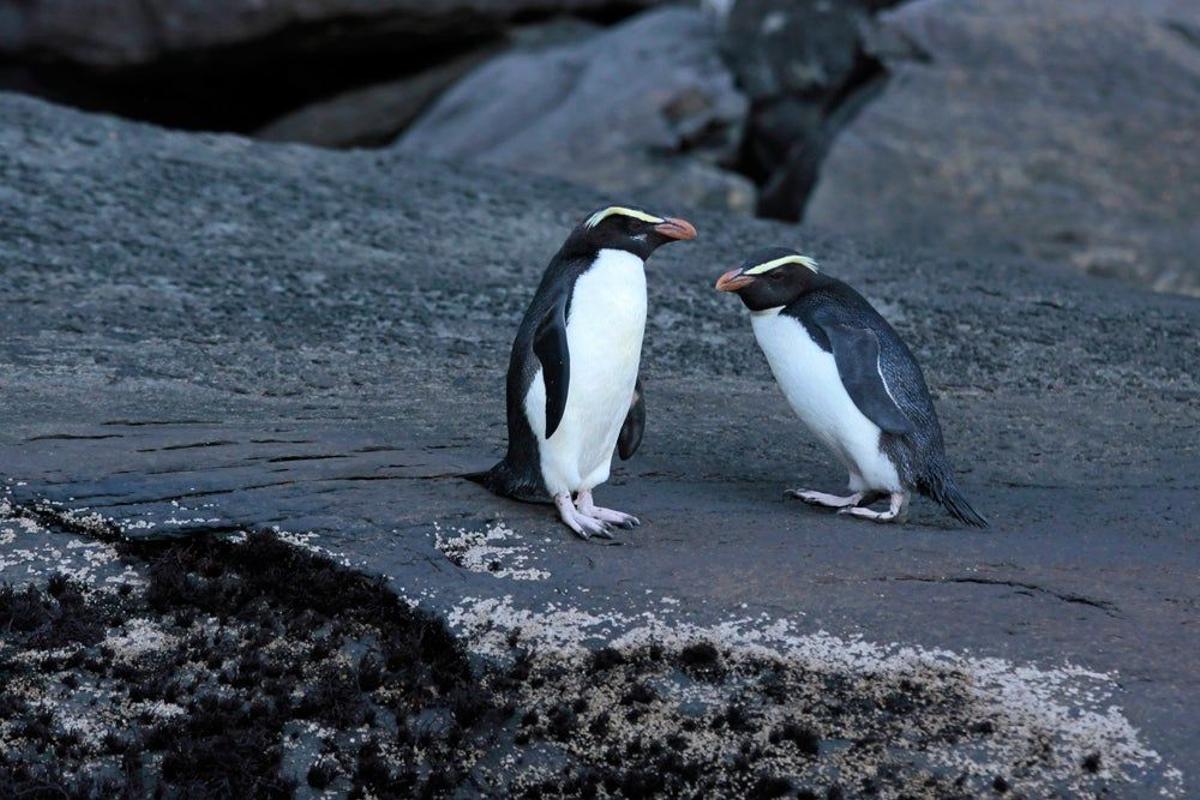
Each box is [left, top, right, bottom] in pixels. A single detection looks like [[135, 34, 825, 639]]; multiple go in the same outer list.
[[621, 682, 658, 705], [307, 759, 336, 789], [750, 774, 793, 798], [0, 577, 111, 649], [0, 516, 1074, 799], [679, 640, 725, 681], [0, 531, 479, 800], [589, 646, 625, 672], [774, 722, 820, 757], [724, 703, 754, 732]]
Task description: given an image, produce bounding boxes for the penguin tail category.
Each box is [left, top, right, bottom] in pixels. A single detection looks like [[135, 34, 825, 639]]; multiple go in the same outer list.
[[923, 469, 989, 528], [462, 460, 548, 504], [462, 468, 496, 488]]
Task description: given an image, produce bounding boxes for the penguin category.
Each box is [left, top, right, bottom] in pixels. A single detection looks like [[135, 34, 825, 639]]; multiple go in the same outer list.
[[469, 205, 697, 538], [714, 247, 986, 527]]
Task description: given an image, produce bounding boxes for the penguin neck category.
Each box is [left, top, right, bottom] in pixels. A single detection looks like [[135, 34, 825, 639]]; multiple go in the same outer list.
[[593, 247, 645, 268], [749, 305, 785, 318], [579, 249, 647, 312]]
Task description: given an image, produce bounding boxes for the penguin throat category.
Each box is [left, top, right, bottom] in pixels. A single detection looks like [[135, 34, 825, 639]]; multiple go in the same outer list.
[[750, 306, 785, 317]]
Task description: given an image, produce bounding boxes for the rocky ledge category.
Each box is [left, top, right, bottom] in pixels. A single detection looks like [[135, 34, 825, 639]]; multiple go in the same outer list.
[[0, 94, 1197, 797]]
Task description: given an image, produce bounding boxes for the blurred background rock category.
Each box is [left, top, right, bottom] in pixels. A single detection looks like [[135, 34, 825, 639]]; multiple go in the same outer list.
[[1, 0, 1196, 294]]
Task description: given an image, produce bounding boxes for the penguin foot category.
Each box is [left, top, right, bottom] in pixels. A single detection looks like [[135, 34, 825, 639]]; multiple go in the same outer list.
[[786, 489, 865, 509], [575, 490, 640, 529], [837, 492, 910, 524], [554, 493, 613, 539]]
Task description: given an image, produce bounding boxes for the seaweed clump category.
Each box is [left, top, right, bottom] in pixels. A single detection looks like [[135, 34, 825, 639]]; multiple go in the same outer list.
[[0, 531, 481, 799]]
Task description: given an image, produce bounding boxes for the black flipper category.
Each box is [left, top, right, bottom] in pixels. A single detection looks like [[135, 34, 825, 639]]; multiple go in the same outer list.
[[818, 321, 913, 436], [617, 377, 645, 460], [533, 291, 571, 438]]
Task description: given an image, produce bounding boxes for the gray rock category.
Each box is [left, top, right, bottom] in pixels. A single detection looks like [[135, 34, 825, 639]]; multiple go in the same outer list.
[[253, 19, 597, 148], [715, 0, 896, 219], [395, 7, 756, 213], [806, 0, 1200, 295], [719, 0, 874, 102], [255, 51, 493, 148], [0, 93, 1198, 796], [0, 0, 659, 67]]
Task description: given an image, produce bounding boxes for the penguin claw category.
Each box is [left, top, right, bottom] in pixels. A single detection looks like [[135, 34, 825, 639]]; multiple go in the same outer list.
[[574, 490, 641, 531], [836, 492, 910, 524], [555, 493, 616, 539]]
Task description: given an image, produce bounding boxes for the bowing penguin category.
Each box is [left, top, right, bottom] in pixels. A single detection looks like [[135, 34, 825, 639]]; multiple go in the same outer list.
[[715, 248, 986, 527], [469, 206, 697, 537]]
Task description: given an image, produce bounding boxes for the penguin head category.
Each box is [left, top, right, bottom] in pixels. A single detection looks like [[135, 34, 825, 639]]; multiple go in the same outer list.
[[714, 247, 820, 311], [568, 205, 697, 259]]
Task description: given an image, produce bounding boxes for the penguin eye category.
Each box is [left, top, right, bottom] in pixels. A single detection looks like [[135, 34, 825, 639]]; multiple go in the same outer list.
[[768, 269, 785, 281]]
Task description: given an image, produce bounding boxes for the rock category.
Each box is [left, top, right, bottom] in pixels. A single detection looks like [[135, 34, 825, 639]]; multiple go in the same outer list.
[[0, 0, 661, 133], [715, 0, 896, 219], [0, 93, 1198, 795], [254, 19, 595, 148], [719, 0, 873, 102], [394, 7, 755, 213], [0, 0, 659, 68], [256, 51, 492, 148], [806, 0, 1200, 295]]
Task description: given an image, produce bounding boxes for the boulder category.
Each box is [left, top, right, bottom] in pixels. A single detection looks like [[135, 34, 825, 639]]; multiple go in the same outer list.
[[253, 18, 594, 147], [715, 0, 898, 219], [805, 0, 1200, 295], [394, 7, 756, 213], [0, 0, 659, 67], [255, 51, 492, 148]]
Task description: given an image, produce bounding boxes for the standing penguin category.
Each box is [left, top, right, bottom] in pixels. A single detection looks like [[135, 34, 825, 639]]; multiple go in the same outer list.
[[469, 206, 697, 538], [715, 248, 986, 527]]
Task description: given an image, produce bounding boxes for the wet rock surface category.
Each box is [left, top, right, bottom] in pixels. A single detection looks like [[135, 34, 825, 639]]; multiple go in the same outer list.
[[806, 0, 1200, 295], [1, 94, 1198, 796], [0, 507, 1179, 798]]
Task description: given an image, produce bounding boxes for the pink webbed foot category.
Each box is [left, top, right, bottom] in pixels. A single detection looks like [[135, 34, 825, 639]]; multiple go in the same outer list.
[[576, 490, 640, 530], [554, 493, 612, 539], [838, 492, 910, 524], [786, 489, 866, 509]]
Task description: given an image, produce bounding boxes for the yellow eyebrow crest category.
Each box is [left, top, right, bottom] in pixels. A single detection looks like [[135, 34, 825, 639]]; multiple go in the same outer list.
[[585, 206, 665, 229], [744, 254, 819, 275]]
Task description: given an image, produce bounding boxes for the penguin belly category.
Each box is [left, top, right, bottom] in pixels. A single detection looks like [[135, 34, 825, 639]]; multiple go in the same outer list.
[[750, 310, 902, 492], [524, 249, 647, 496]]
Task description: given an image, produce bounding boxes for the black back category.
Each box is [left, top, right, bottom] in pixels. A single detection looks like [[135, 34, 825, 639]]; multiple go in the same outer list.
[[784, 275, 946, 490], [491, 250, 594, 499]]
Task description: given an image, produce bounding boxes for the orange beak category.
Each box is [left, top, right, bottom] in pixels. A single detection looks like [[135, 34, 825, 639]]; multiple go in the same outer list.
[[715, 268, 754, 292], [653, 217, 697, 241]]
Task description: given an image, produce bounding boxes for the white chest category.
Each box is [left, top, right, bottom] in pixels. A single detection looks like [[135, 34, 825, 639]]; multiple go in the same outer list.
[[523, 249, 647, 492], [562, 249, 646, 427], [565, 249, 647, 365], [750, 309, 898, 488]]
